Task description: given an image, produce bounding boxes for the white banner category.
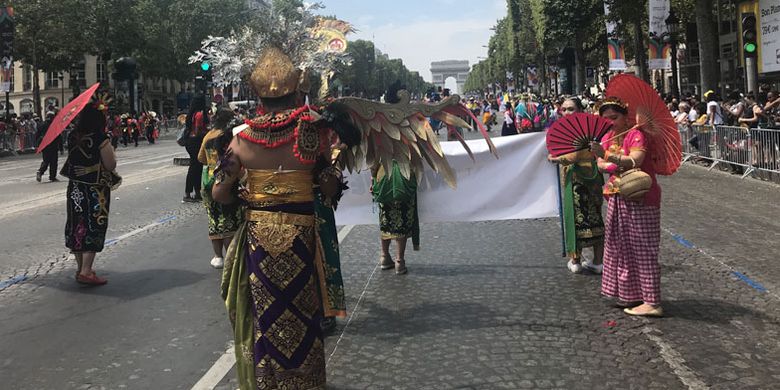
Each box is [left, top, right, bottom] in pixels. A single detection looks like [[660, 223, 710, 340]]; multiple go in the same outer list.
[[648, 0, 671, 70], [760, 0, 780, 74], [335, 133, 560, 225]]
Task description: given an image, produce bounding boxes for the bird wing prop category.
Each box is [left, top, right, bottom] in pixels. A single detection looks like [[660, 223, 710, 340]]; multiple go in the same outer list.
[[323, 90, 498, 188]]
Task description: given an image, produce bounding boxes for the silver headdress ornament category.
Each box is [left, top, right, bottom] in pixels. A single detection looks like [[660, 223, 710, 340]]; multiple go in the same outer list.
[[188, 1, 353, 88]]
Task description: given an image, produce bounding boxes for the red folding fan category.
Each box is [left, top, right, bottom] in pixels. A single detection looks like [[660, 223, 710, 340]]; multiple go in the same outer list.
[[546, 113, 613, 157]]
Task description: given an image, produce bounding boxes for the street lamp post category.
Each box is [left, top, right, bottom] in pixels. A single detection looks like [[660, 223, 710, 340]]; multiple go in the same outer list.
[[58, 72, 64, 110], [665, 9, 680, 98]]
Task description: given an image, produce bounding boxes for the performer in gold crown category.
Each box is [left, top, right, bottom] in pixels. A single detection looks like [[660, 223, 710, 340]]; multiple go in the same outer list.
[[195, 3, 495, 388]]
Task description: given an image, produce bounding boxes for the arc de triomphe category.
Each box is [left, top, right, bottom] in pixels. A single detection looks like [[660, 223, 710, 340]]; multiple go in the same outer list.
[[431, 60, 470, 94]]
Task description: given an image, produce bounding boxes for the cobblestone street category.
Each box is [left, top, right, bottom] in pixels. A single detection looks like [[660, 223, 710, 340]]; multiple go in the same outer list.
[[1, 137, 779, 389]]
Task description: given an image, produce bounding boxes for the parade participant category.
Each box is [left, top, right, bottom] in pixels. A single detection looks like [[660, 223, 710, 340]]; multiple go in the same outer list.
[[502, 101, 516, 136], [61, 104, 119, 285], [548, 97, 604, 274], [35, 111, 62, 182], [197, 108, 243, 269], [372, 82, 418, 275], [183, 95, 208, 203], [145, 112, 159, 144], [196, 5, 494, 385], [120, 114, 130, 147], [130, 115, 140, 147], [589, 97, 663, 317]]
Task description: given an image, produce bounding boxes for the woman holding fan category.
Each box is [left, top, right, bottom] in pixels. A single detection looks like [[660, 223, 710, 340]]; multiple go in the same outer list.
[[589, 97, 664, 317], [548, 97, 605, 274]]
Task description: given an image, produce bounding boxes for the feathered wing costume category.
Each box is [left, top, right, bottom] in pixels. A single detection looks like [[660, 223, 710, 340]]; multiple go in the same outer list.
[[194, 3, 496, 389]]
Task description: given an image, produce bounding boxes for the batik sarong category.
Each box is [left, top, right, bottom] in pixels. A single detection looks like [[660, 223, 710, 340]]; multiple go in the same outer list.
[[559, 160, 604, 259], [601, 196, 661, 305], [65, 181, 111, 253], [244, 204, 324, 389]]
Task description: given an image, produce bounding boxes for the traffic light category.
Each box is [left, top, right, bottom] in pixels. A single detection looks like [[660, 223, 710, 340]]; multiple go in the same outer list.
[[200, 61, 211, 72], [742, 13, 757, 57]]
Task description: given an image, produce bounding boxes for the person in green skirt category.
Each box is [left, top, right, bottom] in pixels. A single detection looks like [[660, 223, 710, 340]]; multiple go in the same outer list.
[[548, 97, 605, 274], [198, 108, 244, 269]]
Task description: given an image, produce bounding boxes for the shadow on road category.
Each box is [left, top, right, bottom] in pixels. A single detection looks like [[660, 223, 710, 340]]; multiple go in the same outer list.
[[35, 268, 207, 300]]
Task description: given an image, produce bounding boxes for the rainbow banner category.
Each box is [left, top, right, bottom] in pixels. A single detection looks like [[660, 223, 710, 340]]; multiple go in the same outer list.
[[648, 0, 671, 70], [604, 3, 626, 71]]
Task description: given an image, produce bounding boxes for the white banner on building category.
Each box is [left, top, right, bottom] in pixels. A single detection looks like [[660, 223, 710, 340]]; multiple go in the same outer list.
[[648, 0, 672, 70], [335, 133, 559, 225], [604, 2, 627, 71], [760, 0, 780, 74]]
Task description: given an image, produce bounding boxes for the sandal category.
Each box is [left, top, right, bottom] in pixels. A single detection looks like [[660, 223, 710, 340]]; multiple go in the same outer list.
[[379, 255, 394, 270], [395, 260, 408, 275], [76, 271, 108, 286]]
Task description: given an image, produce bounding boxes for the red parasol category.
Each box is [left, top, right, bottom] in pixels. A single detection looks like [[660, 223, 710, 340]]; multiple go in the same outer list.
[[604, 74, 681, 175], [546, 113, 613, 157], [36, 82, 101, 153]]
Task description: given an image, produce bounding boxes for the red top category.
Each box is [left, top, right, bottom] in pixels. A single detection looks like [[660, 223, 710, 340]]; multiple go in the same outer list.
[[601, 128, 661, 208], [191, 112, 206, 137]]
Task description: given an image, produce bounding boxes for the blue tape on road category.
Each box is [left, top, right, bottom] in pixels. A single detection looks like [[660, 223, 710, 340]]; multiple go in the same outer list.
[[732, 271, 767, 292], [672, 234, 695, 249], [104, 239, 119, 246], [0, 275, 28, 289], [157, 215, 177, 224]]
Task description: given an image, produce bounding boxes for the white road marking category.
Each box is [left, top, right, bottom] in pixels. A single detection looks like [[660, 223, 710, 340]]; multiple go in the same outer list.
[[193, 224, 357, 390], [327, 257, 377, 365], [190, 346, 237, 390], [644, 328, 709, 390]]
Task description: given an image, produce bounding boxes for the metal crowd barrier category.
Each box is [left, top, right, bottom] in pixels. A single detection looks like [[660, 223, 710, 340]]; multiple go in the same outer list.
[[682, 124, 780, 179]]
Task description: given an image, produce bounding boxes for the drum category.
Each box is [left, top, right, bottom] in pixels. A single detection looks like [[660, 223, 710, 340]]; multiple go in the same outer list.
[[618, 169, 652, 201]]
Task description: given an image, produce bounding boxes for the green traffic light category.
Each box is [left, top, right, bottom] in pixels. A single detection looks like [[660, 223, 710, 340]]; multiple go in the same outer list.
[[200, 62, 211, 71], [744, 43, 757, 53]]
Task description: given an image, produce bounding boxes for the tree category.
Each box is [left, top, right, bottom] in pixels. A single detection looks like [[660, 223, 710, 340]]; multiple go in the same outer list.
[[542, 0, 603, 93], [13, 0, 87, 115], [693, 0, 718, 93]]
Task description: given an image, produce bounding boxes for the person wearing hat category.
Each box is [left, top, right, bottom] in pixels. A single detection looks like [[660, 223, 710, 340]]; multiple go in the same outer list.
[[35, 111, 62, 182]]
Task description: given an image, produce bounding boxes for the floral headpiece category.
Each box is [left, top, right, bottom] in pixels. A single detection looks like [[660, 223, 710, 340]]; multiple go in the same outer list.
[[92, 92, 112, 113]]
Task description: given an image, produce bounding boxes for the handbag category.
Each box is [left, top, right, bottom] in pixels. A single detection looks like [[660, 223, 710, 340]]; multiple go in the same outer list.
[[176, 126, 189, 146]]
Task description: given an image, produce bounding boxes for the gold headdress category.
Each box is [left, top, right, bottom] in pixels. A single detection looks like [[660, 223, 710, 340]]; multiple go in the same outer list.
[[597, 96, 629, 113], [249, 46, 310, 98]]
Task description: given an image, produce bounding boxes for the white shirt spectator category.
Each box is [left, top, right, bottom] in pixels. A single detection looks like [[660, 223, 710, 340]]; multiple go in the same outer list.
[[707, 101, 724, 125], [688, 108, 699, 123]]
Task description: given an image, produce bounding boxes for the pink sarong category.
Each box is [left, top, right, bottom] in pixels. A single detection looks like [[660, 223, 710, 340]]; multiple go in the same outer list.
[[601, 196, 662, 305]]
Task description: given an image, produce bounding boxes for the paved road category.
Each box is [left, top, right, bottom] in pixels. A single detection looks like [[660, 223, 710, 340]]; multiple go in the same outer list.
[[1, 130, 779, 389]]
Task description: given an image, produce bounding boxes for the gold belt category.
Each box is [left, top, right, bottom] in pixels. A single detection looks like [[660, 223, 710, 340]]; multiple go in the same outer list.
[[245, 210, 314, 226]]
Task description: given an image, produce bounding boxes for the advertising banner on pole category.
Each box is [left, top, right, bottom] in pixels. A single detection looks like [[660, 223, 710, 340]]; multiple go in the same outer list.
[[648, 0, 672, 70], [0, 7, 14, 93], [604, 3, 627, 71], [759, 0, 780, 74]]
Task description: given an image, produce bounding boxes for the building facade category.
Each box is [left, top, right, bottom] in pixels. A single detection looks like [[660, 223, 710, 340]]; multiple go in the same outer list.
[[0, 55, 190, 117]]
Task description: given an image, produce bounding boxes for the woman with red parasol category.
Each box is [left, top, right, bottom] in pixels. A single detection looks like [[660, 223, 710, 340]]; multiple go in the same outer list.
[[588, 75, 681, 318], [60, 103, 119, 285]]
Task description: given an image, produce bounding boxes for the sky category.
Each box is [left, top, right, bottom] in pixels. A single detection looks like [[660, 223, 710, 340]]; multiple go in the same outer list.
[[317, 0, 507, 83]]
